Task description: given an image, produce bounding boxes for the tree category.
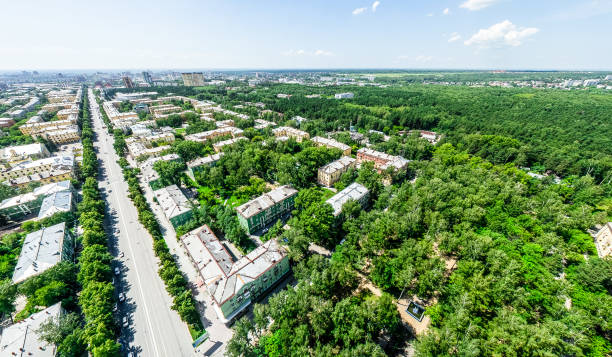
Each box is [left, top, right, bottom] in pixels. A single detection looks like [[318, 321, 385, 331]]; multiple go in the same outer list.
[[0, 279, 17, 319], [36, 312, 82, 346]]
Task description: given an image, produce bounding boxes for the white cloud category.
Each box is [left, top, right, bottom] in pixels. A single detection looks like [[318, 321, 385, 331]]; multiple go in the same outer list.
[[460, 0, 499, 11], [448, 32, 462, 42], [464, 20, 539, 47], [352, 7, 367, 15], [282, 49, 334, 57], [443, 8, 450, 15], [372, 1, 380, 12], [426, 13, 434, 17], [314, 49, 333, 56], [415, 55, 434, 63]]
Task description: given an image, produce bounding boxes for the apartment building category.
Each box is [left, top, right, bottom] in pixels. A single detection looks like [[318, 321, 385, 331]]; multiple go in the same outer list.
[[180, 225, 289, 323], [0, 155, 74, 181], [19, 117, 78, 135], [312, 136, 351, 155], [0, 118, 16, 127], [139, 153, 181, 189], [37, 190, 73, 219], [213, 137, 247, 153], [236, 185, 298, 234], [154, 185, 193, 228], [0, 143, 50, 164], [12, 222, 73, 284], [56, 107, 79, 120], [356, 147, 409, 172], [272, 126, 310, 142], [326, 182, 369, 217], [318, 156, 356, 187], [187, 153, 223, 175], [181, 72, 205, 86], [0, 303, 62, 357], [38, 125, 81, 144], [0, 180, 72, 222], [184, 126, 244, 143]]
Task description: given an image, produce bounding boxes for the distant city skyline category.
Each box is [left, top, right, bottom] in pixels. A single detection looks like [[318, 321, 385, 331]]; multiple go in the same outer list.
[[1, 0, 611, 71]]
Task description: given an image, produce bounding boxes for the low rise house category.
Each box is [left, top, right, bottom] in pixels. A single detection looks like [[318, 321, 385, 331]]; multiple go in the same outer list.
[[154, 185, 193, 228], [236, 185, 298, 234], [318, 156, 356, 187], [312, 136, 351, 155], [272, 126, 310, 142], [326, 182, 369, 217], [37, 190, 73, 219], [0, 302, 62, 357], [12, 222, 73, 284], [594, 223, 612, 258], [0, 180, 72, 222], [180, 225, 289, 323]]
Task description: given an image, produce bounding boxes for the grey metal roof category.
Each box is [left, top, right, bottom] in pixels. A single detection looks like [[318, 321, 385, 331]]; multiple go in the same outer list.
[[12, 222, 67, 284], [0, 302, 61, 357], [37, 191, 72, 219], [326, 182, 369, 216], [235, 185, 298, 219]]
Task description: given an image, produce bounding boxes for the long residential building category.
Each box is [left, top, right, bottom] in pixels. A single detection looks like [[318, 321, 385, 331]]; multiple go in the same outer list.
[[37, 190, 74, 219], [326, 182, 369, 217], [139, 153, 181, 189], [213, 137, 247, 152], [272, 126, 310, 142], [0, 180, 72, 222], [236, 185, 298, 234], [318, 156, 356, 187], [180, 225, 289, 323], [184, 126, 244, 143], [0, 143, 50, 164], [0, 155, 74, 181], [356, 147, 409, 172], [187, 152, 223, 174], [154, 185, 193, 228], [12, 222, 73, 284], [312, 136, 351, 155], [19, 117, 78, 135], [0, 302, 62, 357]]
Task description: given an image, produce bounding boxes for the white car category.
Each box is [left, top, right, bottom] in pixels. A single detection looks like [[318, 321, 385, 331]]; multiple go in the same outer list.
[[118, 293, 126, 302], [114, 267, 120, 275], [119, 252, 124, 258], [122, 316, 129, 327]]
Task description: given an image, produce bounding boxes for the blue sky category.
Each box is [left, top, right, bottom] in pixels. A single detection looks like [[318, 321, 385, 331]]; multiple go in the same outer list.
[[1, 0, 611, 70]]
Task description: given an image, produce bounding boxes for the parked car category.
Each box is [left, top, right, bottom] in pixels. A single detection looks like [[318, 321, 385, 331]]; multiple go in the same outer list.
[[119, 252, 124, 258], [118, 293, 126, 302], [122, 316, 129, 327], [114, 267, 120, 275]]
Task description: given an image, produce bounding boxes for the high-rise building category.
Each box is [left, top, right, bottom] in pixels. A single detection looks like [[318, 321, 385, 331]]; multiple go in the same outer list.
[[122, 76, 134, 88], [181, 72, 205, 86], [142, 71, 153, 85]]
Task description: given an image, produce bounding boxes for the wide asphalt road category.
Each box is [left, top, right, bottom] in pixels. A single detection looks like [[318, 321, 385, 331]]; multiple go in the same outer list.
[[88, 89, 194, 357]]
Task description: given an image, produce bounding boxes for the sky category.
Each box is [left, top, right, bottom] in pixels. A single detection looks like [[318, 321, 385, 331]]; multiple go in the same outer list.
[[1, 0, 611, 70]]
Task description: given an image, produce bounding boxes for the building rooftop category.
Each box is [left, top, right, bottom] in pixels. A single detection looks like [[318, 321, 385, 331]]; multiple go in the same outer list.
[[38, 190, 72, 219], [6, 155, 74, 173], [312, 136, 351, 152], [319, 156, 356, 175], [181, 225, 286, 306], [139, 154, 180, 183], [326, 182, 369, 216], [12, 222, 67, 284], [0, 143, 48, 162], [0, 180, 72, 211], [153, 185, 192, 220], [0, 302, 61, 357], [236, 185, 298, 219], [187, 153, 223, 169]]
